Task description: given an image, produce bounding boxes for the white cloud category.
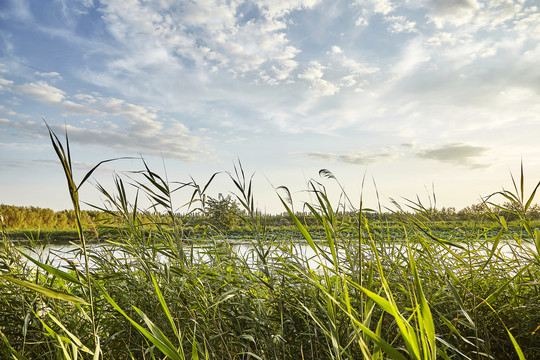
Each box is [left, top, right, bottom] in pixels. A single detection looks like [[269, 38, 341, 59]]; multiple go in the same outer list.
[[355, 8, 369, 27], [45, 121, 206, 161], [0, 78, 14, 90], [13, 81, 163, 132], [298, 62, 325, 81], [99, 0, 304, 85], [0, 104, 25, 118], [513, 11, 540, 40], [298, 61, 340, 96], [255, 0, 321, 17], [9, 79, 210, 160], [36, 71, 62, 79], [352, 0, 394, 26], [425, 32, 459, 47], [80, 0, 94, 7], [331, 45, 343, 54], [6, 0, 540, 152], [259, 58, 298, 85], [385, 15, 418, 34], [373, 0, 395, 15], [60, 100, 101, 114], [16, 81, 66, 104], [339, 75, 356, 87], [426, 0, 481, 28], [73, 0, 386, 131], [310, 79, 339, 96], [181, 0, 238, 30], [475, 0, 525, 30], [342, 58, 379, 75], [425, 0, 526, 32]]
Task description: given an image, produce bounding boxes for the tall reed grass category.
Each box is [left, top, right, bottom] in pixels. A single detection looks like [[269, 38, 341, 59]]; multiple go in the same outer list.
[[0, 127, 539, 359]]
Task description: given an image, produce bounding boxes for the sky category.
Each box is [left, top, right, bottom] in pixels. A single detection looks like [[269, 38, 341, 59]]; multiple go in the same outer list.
[[1, 0, 540, 215]]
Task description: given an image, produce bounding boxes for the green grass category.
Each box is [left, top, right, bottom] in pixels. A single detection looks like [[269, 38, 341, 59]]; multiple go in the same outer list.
[[0, 127, 539, 359]]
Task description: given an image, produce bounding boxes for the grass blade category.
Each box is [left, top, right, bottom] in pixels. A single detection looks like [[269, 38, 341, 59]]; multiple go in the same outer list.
[[17, 251, 83, 286], [1, 275, 88, 304]]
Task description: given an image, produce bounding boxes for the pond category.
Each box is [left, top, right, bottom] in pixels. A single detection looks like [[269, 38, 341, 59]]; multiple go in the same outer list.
[[13, 238, 535, 274], [14, 240, 333, 271]]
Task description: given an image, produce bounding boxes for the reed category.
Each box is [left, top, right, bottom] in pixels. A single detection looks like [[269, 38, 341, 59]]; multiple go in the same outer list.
[[0, 127, 538, 359]]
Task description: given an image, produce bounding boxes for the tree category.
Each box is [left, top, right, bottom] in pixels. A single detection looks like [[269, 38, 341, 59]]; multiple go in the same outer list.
[[457, 203, 488, 221], [205, 194, 241, 231]]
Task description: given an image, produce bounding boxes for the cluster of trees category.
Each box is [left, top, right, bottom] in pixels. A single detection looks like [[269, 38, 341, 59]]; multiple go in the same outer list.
[[0, 204, 100, 230], [426, 202, 540, 222], [2, 198, 540, 233], [199, 197, 540, 230]]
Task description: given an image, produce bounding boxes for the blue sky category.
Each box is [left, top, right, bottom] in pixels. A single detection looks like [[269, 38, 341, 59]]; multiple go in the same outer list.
[[1, 0, 540, 214]]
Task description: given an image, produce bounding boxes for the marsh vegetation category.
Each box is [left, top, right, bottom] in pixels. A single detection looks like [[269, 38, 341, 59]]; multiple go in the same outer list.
[[1, 127, 539, 359]]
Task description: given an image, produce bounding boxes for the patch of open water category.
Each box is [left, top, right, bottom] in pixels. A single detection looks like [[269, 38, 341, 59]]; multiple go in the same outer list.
[[12, 239, 536, 274]]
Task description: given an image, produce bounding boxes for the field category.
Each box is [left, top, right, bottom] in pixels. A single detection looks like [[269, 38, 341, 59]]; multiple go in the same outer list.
[[0, 127, 539, 359]]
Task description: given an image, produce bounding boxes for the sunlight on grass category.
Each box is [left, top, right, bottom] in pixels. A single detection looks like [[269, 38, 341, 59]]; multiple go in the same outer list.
[[0, 127, 538, 359]]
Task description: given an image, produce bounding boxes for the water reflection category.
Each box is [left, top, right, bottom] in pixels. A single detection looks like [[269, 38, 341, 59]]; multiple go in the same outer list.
[[16, 239, 534, 274]]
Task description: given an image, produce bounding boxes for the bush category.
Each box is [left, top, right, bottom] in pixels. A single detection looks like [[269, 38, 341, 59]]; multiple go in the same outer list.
[[205, 193, 241, 231]]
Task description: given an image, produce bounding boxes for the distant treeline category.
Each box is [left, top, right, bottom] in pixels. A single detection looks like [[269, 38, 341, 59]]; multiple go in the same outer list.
[[0, 204, 100, 230], [416, 202, 540, 222], [1, 200, 539, 232]]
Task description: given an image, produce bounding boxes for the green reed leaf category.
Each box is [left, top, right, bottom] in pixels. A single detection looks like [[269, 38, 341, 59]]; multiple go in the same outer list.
[[18, 251, 83, 286], [98, 283, 184, 360], [1, 275, 88, 304], [506, 328, 525, 360], [535, 228, 540, 257]]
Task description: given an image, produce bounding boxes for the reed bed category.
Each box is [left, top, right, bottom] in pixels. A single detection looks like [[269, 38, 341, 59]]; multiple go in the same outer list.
[[0, 127, 539, 359]]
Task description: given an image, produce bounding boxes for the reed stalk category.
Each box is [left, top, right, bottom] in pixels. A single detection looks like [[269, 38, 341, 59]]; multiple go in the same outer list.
[[0, 127, 537, 359]]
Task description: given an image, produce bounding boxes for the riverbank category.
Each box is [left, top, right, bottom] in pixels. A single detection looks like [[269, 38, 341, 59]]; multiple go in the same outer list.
[[4, 220, 536, 245]]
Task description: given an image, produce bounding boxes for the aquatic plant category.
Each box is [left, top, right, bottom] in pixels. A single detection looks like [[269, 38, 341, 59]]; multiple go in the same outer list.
[[0, 127, 538, 359]]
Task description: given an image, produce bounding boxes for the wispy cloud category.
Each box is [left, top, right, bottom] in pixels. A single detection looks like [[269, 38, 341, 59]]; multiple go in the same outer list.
[[2, 0, 540, 167], [36, 71, 62, 79], [7, 79, 212, 161], [298, 61, 339, 96], [425, 0, 481, 28], [340, 150, 399, 165], [307, 151, 336, 161], [0, 78, 14, 90], [308, 147, 400, 165], [0, 157, 116, 172], [385, 15, 418, 34], [47, 0, 537, 138], [16, 81, 66, 104], [0, 104, 29, 118], [417, 143, 490, 168], [99, 0, 305, 84], [0, 0, 33, 21], [45, 122, 208, 161]]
